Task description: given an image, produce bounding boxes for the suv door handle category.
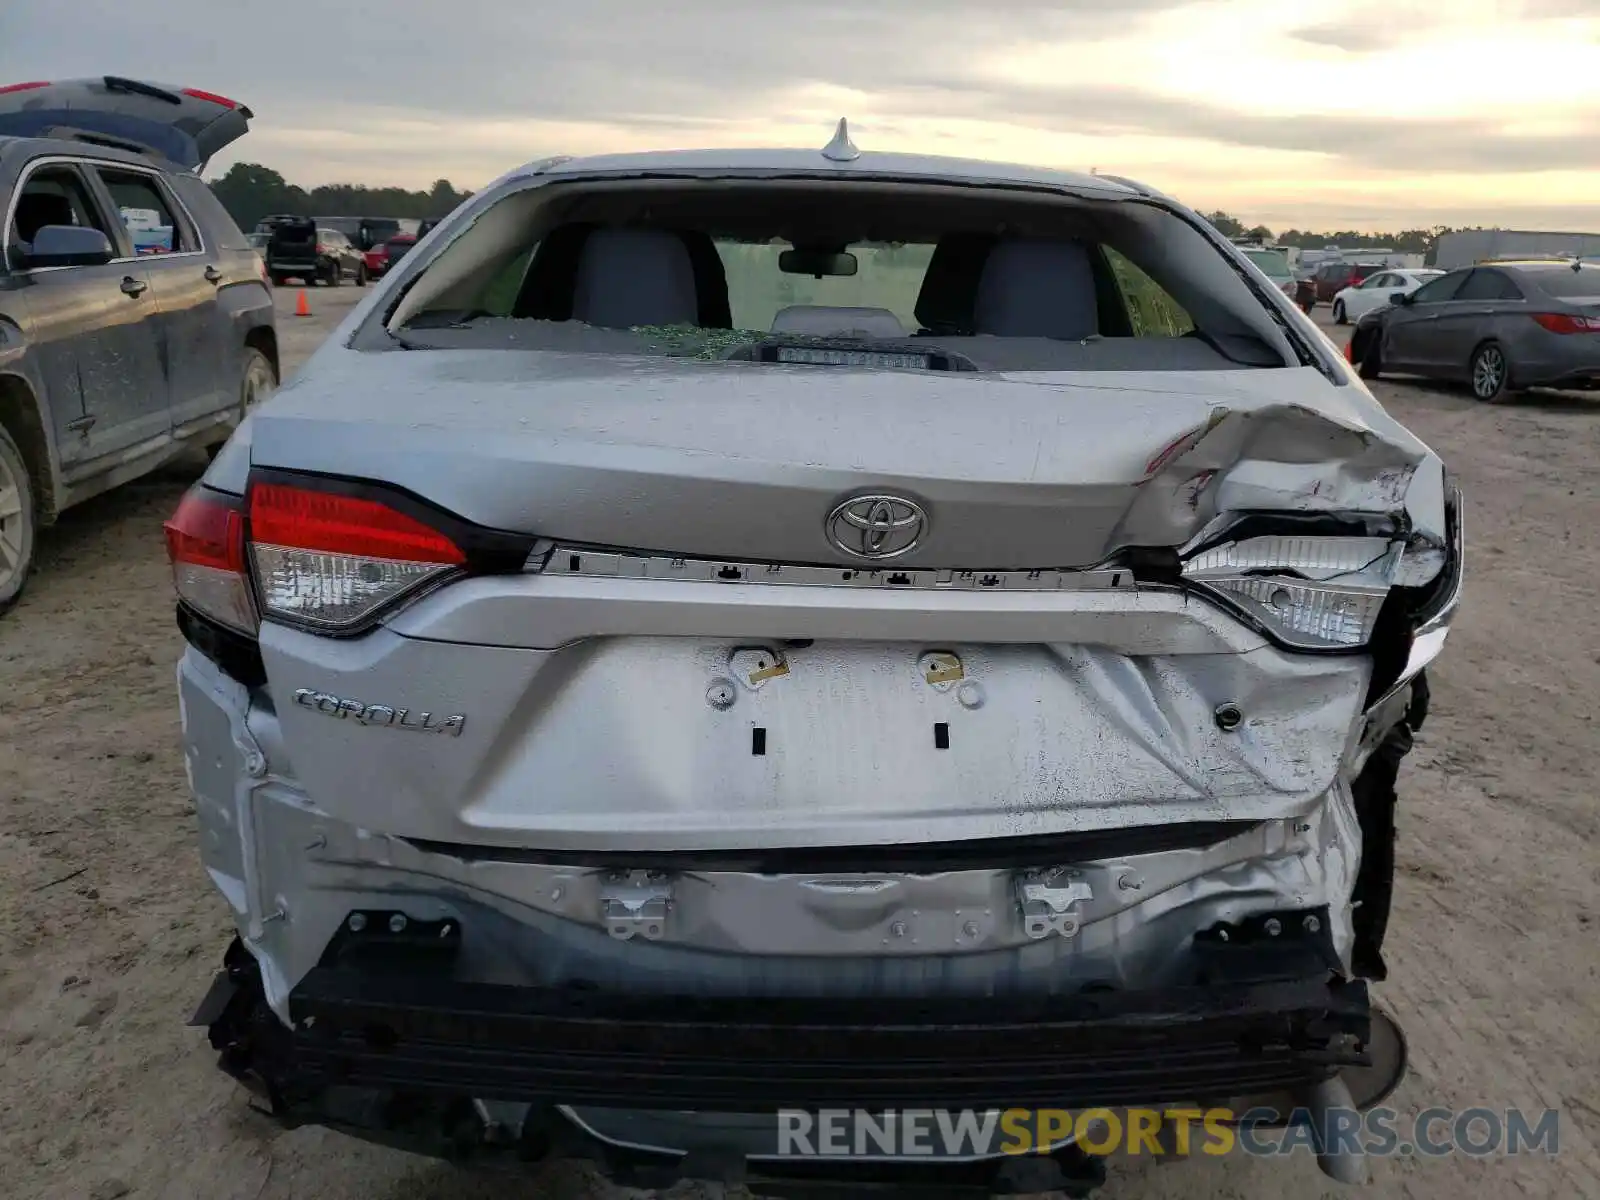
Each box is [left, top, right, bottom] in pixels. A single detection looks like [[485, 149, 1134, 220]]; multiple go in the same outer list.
[[120, 276, 148, 298], [204, 265, 223, 284]]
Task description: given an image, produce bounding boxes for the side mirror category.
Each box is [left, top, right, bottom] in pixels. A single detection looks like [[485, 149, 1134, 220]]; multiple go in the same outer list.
[[1390, 292, 1410, 306], [21, 224, 115, 269]]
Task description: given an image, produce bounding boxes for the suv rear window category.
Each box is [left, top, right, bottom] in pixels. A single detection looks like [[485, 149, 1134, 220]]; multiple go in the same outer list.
[[384, 181, 1296, 373]]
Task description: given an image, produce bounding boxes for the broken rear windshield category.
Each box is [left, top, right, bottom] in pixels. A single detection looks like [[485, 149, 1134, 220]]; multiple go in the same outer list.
[[381, 182, 1300, 372]]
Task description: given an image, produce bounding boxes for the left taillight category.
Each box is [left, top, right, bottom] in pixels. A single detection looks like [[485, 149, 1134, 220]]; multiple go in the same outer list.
[[248, 482, 466, 632], [164, 486, 257, 635]]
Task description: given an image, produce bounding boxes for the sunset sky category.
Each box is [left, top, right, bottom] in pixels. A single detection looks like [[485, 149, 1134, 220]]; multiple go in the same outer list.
[[5, 0, 1599, 231]]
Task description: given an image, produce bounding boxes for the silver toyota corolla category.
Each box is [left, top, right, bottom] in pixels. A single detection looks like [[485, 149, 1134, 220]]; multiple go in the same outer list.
[[168, 123, 1462, 1195]]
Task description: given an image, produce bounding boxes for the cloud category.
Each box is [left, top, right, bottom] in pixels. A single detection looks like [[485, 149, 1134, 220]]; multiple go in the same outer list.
[[1289, 0, 1599, 54], [880, 77, 1600, 174], [4, 0, 1600, 230], [0, 0, 1193, 129], [1291, 22, 1404, 53]]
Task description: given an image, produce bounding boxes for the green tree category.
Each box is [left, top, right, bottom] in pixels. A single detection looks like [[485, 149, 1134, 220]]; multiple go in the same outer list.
[[208, 163, 308, 229], [204, 163, 473, 230], [1204, 210, 1246, 238]]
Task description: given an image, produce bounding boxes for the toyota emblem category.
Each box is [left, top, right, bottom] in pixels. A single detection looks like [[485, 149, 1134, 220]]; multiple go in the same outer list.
[[825, 494, 928, 560]]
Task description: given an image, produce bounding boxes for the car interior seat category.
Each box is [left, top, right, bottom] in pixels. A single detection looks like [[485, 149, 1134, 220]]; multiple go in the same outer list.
[[972, 239, 1100, 340], [14, 191, 78, 243], [516, 224, 732, 328]]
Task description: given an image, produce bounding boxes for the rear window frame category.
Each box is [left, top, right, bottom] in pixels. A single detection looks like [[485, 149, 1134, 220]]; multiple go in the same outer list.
[[356, 170, 1328, 375]]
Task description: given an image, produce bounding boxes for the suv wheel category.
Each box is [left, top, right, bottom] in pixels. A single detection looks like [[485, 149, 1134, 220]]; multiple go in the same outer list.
[[242, 346, 277, 415], [356, 263, 368, 287], [325, 261, 342, 288], [0, 424, 37, 614], [1470, 341, 1513, 402], [1332, 300, 1347, 325]]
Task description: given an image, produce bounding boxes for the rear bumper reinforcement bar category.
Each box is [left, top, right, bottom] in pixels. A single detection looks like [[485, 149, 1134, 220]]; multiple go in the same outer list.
[[193, 933, 1371, 1192]]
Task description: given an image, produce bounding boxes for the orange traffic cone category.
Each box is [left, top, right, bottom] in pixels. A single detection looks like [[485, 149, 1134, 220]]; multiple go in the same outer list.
[[294, 289, 312, 318]]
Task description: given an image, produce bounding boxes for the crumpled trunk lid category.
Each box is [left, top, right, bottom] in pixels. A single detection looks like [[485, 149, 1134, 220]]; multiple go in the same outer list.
[[247, 350, 1442, 568]]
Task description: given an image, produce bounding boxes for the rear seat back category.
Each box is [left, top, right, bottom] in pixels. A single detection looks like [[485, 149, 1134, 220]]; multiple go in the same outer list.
[[973, 239, 1099, 340], [572, 228, 700, 329]]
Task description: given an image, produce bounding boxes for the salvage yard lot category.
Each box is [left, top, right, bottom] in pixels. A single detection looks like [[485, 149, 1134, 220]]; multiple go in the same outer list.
[[1, 286, 1597, 1200]]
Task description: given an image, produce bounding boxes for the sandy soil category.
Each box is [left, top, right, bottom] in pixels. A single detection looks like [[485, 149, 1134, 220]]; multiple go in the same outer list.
[[2, 287, 1597, 1200]]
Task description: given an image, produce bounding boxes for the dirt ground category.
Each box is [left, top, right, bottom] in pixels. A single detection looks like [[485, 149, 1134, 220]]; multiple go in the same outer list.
[[2, 285, 1597, 1200]]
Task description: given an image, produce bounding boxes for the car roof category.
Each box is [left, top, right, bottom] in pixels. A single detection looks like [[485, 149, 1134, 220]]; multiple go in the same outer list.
[[530, 143, 1143, 200], [0, 132, 184, 172], [1479, 258, 1597, 270]]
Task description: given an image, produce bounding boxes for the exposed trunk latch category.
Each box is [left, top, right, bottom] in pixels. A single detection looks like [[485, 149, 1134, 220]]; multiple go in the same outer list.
[[1015, 869, 1094, 939], [598, 871, 673, 941]]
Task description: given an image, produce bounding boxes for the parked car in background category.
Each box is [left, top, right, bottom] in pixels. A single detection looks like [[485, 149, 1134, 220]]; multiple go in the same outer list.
[[379, 218, 444, 272], [1312, 260, 1384, 303], [0, 75, 275, 613], [1349, 259, 1600, 400], [1331, 269, 1442, 325], [1237, 246, 1296, 301], [260, 216, 366, 286], [1293, 268, 1319, 314], [374, 231, 416, 273], [362, 240, 395, 279], [172, 129, 1460, 1195], [315, 215, 402, 253]]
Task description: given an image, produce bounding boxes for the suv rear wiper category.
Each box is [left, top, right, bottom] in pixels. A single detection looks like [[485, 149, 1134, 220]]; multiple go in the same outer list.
[[102, 76, 183, 105]]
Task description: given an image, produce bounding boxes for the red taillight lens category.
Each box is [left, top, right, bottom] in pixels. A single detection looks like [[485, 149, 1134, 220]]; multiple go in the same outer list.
[[164, 487, 257, 634], [0, 81, 50, 95], [1532, 312, 1600, 334], [250, 484, 464, 563], [248, 483, 465, 631], [1344, 339, 1355, 363], [316, 243, 331, 255], [182, 87, 240, 109]]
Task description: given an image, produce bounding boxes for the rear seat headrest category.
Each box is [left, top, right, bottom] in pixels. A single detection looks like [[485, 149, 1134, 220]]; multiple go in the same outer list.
[[973, 239, 1099, 340], [572, 228, 700, 330]]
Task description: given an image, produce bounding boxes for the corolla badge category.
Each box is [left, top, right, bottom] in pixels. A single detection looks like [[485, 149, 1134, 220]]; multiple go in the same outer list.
[[826, 494, 928, 560], [292, 688, 465, 736]]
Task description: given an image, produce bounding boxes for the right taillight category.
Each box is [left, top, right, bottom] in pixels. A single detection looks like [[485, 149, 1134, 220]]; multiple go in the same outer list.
[[1532, 312, 1600, 334], [1182, 534, 1404, 650], [248, 482, 466, 632]]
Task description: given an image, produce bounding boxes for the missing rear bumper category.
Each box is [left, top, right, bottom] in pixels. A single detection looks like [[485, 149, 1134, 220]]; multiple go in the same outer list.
[[196, 932, 1374, 1192]]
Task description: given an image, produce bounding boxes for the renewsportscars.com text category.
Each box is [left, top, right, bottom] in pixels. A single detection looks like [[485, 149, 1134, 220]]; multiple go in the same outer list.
[[775, 1107, 1562, 1159]]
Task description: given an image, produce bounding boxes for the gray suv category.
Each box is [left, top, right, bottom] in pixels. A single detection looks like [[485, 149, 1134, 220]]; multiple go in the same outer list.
[[171, 128, 1462, 1194], [0, 76, 276, 611]]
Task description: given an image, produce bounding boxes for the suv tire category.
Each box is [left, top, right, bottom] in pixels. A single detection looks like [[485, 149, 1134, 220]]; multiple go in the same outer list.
[[0, 423, 37, 615], [1333, 300, 1347, 325]]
